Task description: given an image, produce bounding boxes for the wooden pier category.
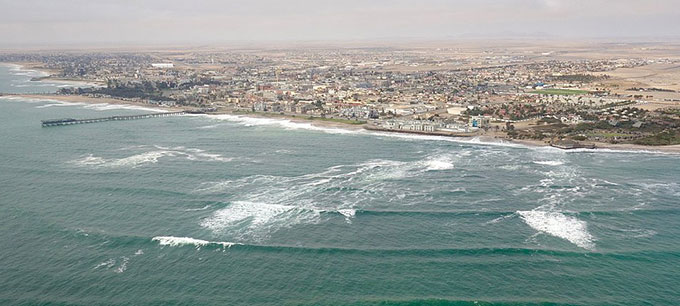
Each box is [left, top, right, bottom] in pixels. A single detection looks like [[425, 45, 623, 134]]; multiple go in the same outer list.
[[41, 111, 187, 127]]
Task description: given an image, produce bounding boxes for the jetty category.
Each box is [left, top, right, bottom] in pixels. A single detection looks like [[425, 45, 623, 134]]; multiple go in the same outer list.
[[550, 139, 597, 150], [41, 111, 188, 127]]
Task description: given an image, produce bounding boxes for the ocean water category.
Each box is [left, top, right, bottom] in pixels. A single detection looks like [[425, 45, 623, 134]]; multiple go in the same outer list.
[[0, 64, 92, 94], [1, 69, 679, 305]]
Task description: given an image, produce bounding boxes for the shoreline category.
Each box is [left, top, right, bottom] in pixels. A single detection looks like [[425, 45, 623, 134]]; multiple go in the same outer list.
[[500, 136, 680, 153], [1, 93, 189, 112], [220, 110, 368, 131], [4, 92, 680, 153], [0, 62, 105, 87]]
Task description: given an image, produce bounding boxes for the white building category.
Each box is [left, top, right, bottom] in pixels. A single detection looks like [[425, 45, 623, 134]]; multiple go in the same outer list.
[[151, 63, 174, 68]]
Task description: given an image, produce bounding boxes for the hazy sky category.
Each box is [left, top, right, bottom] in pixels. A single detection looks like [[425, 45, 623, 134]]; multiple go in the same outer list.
[[1, 0, 679, 46]]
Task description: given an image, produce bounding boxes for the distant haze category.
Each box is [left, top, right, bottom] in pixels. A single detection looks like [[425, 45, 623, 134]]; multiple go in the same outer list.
[[1, 0, 679, 46]]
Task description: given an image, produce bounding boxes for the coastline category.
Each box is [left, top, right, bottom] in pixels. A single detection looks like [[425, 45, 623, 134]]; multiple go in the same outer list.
[[0, 62, 105, 87], [5, 92, 680, 153], [1, 93, 189, 112], [222, 110, 368, 131], [502, 137, 680, 153], [0, 62, 59, 75]]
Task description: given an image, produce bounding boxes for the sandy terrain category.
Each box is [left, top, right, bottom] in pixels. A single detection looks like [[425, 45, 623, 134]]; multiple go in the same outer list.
[[600, 63, 680, 91]]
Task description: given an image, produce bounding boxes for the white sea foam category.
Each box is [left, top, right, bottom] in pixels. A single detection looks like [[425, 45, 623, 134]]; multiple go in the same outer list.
[[533, 160, 565, 166], [184, 205, 212, 212], [152, 236, 238, 248], [94, 258, 116, 270], [70, 151, 169, 168], [2, 63, 23, 70], [201, 201, 321, 239], [633, 182, 680, 196], [205, 114, 526, 150], [193, 155, 456, 238], [205, 114, 358, 135], [484, 213, 516, 225], [196, 153, 454, 196], [498, 164, 525, 171], [94, 256, 130, 273], [626, 229, 658, 238], [337, 209, 356, 219], [81, 103, 166, 113], [2, 94, 163, 112], [0, 96, 64, 104], [35, 101, 86, 109], [69, 145, 232, 168], [5, 64, 48, 76], [517, 210, 595, 249], [194, 152, 460, 232], [114, 257, 129, 273], [423, 155, 454, 171], [367, 131, 528, 149], [73, 154, 107, 166]]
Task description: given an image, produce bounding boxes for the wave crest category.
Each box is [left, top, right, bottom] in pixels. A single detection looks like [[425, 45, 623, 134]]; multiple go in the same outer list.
[[152, 236, 238, 249], [533, 160, 565, 166], [518, 210, 595, 250], [69, 145, 232, 168], [200, 201, 322, 239]]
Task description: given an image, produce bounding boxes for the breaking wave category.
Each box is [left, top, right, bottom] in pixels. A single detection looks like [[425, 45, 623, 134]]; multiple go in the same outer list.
[[203, 114, 358, 135], [152, 236, 239, 249], [533, 160, 565, 166], [194, 152, 464, 238], [200, 201, 322, 239], [148, 236, 668, 259], [32, 99, 164, 112], [81, 103, 166, 112], [183, 205, 212, 212], [337, 209, 356, 219], [517, 210, 595, 250], [93, 255, 132, 274], [423, 155, 455, 171], [69, 145, 232, 168], [197, 114, 561, 151]]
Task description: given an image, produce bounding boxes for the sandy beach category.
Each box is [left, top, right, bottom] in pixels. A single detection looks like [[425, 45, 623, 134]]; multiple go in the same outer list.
[[6, 93, 680, 153], [502, 136, 680, 153]]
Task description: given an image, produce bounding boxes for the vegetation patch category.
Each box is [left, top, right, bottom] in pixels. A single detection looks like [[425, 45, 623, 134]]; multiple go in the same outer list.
[[530, 89, 590, 95], [633, 131, 680, 146]]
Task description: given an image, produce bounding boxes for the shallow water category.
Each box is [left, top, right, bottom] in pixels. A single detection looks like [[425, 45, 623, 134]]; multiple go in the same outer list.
[[1, 71, 679, 305], [0, 63, 93, 94]]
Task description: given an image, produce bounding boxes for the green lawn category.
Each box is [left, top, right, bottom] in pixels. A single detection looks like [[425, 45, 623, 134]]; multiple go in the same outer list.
[[530, 89, 590, 95]]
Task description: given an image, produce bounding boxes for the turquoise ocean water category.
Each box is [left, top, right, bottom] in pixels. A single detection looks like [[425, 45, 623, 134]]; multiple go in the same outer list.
[[1, 64, 679, 305]]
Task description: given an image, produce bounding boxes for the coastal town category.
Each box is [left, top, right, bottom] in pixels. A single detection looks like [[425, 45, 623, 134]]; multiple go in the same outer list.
[[2, 43, 680, 148]]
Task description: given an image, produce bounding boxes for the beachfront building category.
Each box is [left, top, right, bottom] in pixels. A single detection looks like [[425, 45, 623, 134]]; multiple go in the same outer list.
[[469, 116, 490, 128]]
